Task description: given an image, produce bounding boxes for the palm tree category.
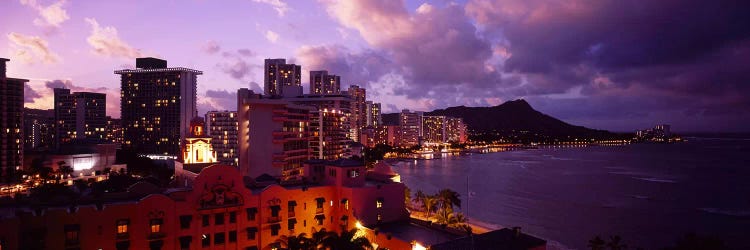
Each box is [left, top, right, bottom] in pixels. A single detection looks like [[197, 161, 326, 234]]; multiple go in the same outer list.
[[59, 165, 74, 180], [413, 190, 426, 206], [606, 235, 627, 250], [422, 196, 438, 218], [435, 208, 456, 224], [320, 229, 372, 250], [275, 233, 313, 250], [437, 189, 461, 211], [588, 236, 606, 250]]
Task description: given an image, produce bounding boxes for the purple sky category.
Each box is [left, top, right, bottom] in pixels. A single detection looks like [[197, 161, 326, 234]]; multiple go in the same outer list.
[[3, 0, 749, 132]]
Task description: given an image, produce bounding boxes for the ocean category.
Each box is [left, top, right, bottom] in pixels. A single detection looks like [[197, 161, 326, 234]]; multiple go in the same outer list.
[[394, 138, 750, 249]]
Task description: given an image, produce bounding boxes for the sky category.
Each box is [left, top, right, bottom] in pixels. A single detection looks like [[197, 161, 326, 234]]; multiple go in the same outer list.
[[2, 0, 749, 133]]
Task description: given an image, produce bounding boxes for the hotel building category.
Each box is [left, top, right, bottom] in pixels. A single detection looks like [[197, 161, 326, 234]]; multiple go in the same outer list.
[[237, 89, 313, 180], [0, 159, 409, 250], [422, 116, 447, 144], [115, 57, 201, 157], [23, 108, 54, 150], [365, 101, 382, 127], [346, 85, 366, 142], [264, 59, 301, 97], [309, 70, 340, 95], [284, 95, 353, 161], [445, 117, 468, 143], [205, 111, 238, 166], [0, 58, 27, 183], [53, 88, 107, 148], [399, 110, 422, 147]]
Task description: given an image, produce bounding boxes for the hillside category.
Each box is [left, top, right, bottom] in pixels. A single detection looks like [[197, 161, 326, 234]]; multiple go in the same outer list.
[[382, 99, 614, 138]]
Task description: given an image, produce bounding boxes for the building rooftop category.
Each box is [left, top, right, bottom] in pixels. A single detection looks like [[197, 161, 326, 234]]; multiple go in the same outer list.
[[376, 221, 463, 246], [430, 228, 547, 250], [114, 67, 203, 74]]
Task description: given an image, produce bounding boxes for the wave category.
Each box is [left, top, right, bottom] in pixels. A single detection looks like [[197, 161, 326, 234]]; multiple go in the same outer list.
[[630, 195, 651, 200], [633, 177, 677, 183], [698, 208, 750, 217]]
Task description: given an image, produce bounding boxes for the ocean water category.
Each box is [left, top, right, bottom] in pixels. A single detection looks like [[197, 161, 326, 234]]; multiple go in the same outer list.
[[395, 138, 750, 249]]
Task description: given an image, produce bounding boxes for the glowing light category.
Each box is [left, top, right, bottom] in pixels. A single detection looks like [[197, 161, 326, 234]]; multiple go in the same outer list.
[[412, 242, 427, 250], [355, 221, 364, 229]]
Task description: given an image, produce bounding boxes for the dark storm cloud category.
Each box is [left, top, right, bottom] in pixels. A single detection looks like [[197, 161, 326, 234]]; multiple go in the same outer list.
[[313, 0, 750, 131], [24, 83, 41, 103], [296, 44, 394, 89]]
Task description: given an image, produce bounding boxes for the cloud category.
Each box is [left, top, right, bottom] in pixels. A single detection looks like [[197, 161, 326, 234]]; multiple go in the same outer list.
[[265, 30, 279, 43], [24, 83, 41, 103], [7, 32, 60, 64], [201, 40, 221, 54], [198, 89, 238, 114], [296, 44, 393, 89], [19, 0, 70, 29], [318, 0, 502, 106], [253, 0, 289, 16], [216, 48, 259, 80], [85, 18, 144, 59]]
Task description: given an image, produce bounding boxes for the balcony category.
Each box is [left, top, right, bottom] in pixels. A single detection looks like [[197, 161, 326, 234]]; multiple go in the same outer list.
[[267, 216, 281, 223], [287, 211, 295, 218], [315, 208, 324, 214]]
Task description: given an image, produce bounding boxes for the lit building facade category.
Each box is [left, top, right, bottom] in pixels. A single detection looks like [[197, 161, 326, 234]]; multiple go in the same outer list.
[[105, 116, 124, 144], [285, 95, 353, 161], [346, 85, 367, 142], [0, 58, 26, 183], [365, 101, 382, 127], [264, 59, 301, 97], [0, 161, 409, 250], [115, 57, 201, 157], [399, 109, 422, 147], [53, 88, 107, 148], [23, 108, 54, 150], [205, 111, 238, 166], [445, 117, 468, 143], [422, 116, 446, 144], [237, 89, 313, 180], [309, 70, 340, 95]]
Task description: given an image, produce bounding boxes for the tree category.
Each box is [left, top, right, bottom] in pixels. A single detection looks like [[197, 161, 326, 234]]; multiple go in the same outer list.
[[437, 189, 461, 211], [320, 228, 372, 250], [588, 236, 606, 250], [59, 164, 74, 180], [413, 190, 426, 205], [422, 196, 438, 218], [275, 233, 313, 250], [606, 235, 627, 250]]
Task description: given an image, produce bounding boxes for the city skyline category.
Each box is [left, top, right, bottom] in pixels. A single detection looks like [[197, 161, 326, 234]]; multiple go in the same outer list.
[[3, 0, 750, 132]]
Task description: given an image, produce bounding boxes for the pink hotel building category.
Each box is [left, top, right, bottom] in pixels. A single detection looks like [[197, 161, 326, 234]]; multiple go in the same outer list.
[[0, 160, 411, 250]]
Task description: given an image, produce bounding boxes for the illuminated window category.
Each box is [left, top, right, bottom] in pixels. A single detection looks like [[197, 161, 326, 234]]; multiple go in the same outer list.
[[376, 198, 384, 208], [150, 219, 163, 233], [117, 219, 129, 235], [64, 224, 80, 245]]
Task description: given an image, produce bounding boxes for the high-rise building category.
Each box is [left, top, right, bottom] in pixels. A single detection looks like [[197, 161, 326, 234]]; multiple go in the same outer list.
[[422, 116, 446, 144], [445, 117, 467, 143], [365, 101, 382, 127], [105, 116, 123, 144], [206, 111, 238, 166], [0, 58, 27, 182], [23, 108, 54, 150], [264, 59, 301, 97], [399, 109, 422, 147], [237, 89, 313, 180], [53, 88, 107, 148], [115, 57, 201, 157], [285, 95, 352, 160], [309, 70, 340, 95], [347, 85, 366, 141]]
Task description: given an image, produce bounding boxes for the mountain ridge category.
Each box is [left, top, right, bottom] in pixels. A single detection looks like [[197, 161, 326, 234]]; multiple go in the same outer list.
[[382, 99, 615, 139]]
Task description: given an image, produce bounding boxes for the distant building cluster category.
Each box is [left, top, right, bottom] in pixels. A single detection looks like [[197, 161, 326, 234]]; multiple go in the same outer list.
[[635, 124, 676, 142]]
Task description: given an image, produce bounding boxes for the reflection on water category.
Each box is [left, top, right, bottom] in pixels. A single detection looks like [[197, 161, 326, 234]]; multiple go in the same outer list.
[[395, 139, 750, 249]]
